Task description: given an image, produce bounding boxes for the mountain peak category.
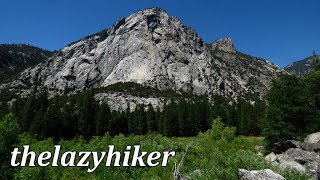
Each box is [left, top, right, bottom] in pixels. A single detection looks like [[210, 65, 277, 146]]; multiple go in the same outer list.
[[211, 37, 236, 53], [139, 7, 166, 13], [103, 7, 178, 38], [1, 8, 284, 101]]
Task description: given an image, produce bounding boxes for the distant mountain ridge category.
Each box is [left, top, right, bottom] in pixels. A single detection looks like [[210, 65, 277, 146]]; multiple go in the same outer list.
[[0, 8, 284, 104], [0, 44, 53, 82], [284, 55, 320, 76]]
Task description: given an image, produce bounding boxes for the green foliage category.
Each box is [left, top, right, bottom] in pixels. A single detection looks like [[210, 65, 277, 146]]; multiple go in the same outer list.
[[0, 109, 308, 179], [202, 117, 236, 142], [95, 82, 197, 99], [95, 103, 111, 136], [6, 82, 266, 141], [8, 131, 307, 179], [223, 127, 237, 142], [263, 72, 320, 149], [0, 113, 20, 179], [263, 75, 305, 148], [210, 117, 224, 141], [303, 71, 320, 132]]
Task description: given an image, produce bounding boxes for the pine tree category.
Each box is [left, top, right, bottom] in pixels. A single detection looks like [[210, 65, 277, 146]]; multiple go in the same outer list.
[[20, 94, 36, 132], [29, 91, 49, 138], [95, 103, 111, 136], [146, 104, 156, 133], [134, 104, 146, 135], [238, 100, 249, 135], [263, 75, 305, 147], [61, 101, 76, 139], [42, 104, 61, 139], [177, 99, 188, 136], [77, 91, 96, 138]]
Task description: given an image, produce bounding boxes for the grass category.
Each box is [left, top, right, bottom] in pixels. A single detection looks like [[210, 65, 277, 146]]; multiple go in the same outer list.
[[12, 133, 308, 180]]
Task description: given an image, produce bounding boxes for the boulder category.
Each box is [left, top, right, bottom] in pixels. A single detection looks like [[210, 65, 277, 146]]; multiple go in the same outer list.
[[317, 162, 320, 180], [279, 160, 305, 172], [278, 148, 319, 164], [265, 152, 277, 162], [272, 161, 280, 167], [301, 132, 320, 152], [254, 145, 265, 153], [238, 169, 284, 180], [257, 152, 264, 156], [302, 140, 320, 152]]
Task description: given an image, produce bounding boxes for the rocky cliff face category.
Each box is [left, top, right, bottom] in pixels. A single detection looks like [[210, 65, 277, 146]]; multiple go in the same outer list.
[[0, 8, 285, 103], [211, 37, 236, 53], [208, 43, 284, 98]]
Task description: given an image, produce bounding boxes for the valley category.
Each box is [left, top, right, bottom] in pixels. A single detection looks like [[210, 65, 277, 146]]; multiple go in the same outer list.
[[0, 6, 319, 180]]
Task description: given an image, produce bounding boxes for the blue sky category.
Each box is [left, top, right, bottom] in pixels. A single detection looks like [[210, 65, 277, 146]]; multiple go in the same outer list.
[[0, 0, 319, 67]]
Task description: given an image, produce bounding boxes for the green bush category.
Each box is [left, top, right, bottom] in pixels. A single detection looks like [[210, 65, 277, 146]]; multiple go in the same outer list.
[[223, 126, 236, 142], [208, 117, 236, 142], [210, 117, 224, 141], [0, 113, 20, 179]]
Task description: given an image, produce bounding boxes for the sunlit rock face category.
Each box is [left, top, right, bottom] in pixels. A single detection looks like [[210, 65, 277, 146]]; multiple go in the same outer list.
[[0, 8, 285, 101]]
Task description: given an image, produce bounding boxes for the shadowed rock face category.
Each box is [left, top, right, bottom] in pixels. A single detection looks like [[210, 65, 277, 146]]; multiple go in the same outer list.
[[0, 8, 285, 100]]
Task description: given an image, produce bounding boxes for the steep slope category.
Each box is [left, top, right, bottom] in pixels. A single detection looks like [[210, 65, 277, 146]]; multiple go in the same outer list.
[[209, 37, 284, 98], [284, 56, 320, 76], [0, 8, 284, 101], [0, 44, 53, 82]]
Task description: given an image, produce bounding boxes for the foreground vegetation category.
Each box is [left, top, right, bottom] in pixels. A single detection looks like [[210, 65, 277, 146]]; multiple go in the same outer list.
[[0, 115, 308, 179]]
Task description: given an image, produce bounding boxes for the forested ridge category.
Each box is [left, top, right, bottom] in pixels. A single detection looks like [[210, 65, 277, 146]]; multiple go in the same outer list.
[[0, 44, 53, 83], [1, 83, 265, 141]]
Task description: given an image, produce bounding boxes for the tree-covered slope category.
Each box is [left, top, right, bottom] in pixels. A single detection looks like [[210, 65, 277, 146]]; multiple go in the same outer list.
[[0, 44, 53, 83]]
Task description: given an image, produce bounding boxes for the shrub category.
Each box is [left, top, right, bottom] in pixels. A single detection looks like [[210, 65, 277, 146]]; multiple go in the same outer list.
[[207, 117, 237, 142], [223, 127, 236, 142], [211, 117, 224, 141]]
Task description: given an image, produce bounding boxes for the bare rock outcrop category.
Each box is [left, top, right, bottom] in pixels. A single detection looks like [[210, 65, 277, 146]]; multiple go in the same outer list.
[[94, 92, 166, 112], [211, 37, 236, 53], [301, 132, 320, 152], [238, 169, 284, 180]]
